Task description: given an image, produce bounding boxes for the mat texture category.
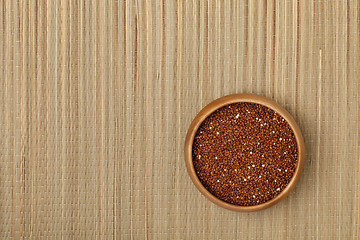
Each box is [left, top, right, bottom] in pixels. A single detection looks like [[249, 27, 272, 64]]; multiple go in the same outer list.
[[0, 0, 359, 239]]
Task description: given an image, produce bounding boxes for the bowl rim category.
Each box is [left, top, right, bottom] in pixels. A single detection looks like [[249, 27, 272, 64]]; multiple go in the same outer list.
[[184, 93, 306, 212]]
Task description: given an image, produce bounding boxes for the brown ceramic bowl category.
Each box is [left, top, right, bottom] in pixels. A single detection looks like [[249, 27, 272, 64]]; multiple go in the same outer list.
[[184, 94, 305, 212]]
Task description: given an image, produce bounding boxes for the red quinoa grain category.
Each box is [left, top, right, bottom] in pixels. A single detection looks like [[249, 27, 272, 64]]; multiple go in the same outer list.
[[192, 102, 298, 206]]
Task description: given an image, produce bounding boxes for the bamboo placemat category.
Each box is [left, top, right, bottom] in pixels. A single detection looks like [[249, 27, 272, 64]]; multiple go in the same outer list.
[[0, 0, 359, 239]]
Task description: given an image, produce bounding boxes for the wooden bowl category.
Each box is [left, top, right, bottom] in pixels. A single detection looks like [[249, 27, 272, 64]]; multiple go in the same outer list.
[[184, 94, 305, 212]]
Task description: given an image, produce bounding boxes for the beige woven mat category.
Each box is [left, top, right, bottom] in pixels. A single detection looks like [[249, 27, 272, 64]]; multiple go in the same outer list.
[[1, 1, 359, 239]]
